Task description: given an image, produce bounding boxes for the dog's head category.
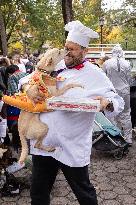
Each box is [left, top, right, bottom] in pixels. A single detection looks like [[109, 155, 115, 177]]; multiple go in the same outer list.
[[0, 148, 7, 158], [36, 48, 65, 73]]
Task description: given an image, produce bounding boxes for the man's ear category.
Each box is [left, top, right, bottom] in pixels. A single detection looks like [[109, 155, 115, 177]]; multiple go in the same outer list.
[[82, 48, 88, 57], [45, 57, 53, 66], [84, 48, 88, 54]]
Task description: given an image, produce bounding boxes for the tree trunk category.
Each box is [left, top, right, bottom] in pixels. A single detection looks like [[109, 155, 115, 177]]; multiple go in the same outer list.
[[0, 8, 8, 56], [61, 0, 74, 38]]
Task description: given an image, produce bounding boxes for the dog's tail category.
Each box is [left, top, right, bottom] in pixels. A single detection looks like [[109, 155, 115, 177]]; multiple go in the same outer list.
[[19, 134, 28, 164]]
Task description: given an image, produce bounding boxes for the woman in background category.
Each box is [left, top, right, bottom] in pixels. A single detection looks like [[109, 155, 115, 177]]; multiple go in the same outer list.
[[5, 65, 27, 151]]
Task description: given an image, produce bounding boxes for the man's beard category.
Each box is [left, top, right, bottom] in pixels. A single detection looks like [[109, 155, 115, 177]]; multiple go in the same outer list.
[[64, 53, 84, 67]]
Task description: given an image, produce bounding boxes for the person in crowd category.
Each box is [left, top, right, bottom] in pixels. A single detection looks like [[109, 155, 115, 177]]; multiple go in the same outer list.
[[0, 57, 11, 146], [19, 20, 124, 205], [25, 61, 34, 74], [130, 77, 136, 132], [6, 64, 27, 95], [5, 65, 27, 151], [11, 53, 26, 73], [97, 56, 110, 68], [102, 44, 132, 146], [0, 57, 11, 94], [20, 53, 35, 73], [0, 91, 7, 141], [20, 53, 29, 65]]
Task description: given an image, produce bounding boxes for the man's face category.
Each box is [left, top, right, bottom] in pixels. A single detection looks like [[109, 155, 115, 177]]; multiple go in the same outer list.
[[64, 41, 88, 67]]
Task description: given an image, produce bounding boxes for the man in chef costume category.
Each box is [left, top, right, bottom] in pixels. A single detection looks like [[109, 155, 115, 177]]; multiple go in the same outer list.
[[102, 44, 132, 146], [19, 21, 124, 205]]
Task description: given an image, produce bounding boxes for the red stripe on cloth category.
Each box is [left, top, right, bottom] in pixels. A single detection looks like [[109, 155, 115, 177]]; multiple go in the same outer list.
[[7, 116, 19, 121]]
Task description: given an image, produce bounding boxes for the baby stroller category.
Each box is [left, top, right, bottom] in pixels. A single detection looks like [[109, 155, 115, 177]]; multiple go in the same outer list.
[[92, 112, 129, 160]]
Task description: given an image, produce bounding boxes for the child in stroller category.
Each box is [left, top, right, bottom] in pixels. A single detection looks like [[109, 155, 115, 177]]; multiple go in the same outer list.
[[92, 112, 129, 160]]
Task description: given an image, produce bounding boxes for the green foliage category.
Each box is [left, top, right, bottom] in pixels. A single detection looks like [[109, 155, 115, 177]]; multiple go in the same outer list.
[[101, 0, 136, 50], [26, 0, 64, 48], [2, 0, 65, 51], [73, 0, 102, 29], [0, 0, 136, 53]]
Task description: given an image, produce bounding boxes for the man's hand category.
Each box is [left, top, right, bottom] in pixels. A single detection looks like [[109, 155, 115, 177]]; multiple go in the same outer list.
[[94, 96, 114, 112]]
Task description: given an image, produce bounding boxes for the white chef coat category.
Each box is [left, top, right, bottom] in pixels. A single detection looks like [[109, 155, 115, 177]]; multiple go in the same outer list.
[[19, 60, 124, 167]]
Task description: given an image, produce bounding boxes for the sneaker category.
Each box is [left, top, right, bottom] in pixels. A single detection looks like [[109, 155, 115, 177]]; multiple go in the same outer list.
[[6, 162, 25, 173], [9, 185, 20, 194]]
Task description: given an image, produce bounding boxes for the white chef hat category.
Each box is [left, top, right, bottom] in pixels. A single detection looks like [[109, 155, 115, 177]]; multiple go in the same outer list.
[[65, 20, 99, 48], [112, 44, 124, 58]]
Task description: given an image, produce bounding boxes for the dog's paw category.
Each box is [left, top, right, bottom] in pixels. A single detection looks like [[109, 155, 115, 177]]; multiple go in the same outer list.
[[26, 85, 45, 103]]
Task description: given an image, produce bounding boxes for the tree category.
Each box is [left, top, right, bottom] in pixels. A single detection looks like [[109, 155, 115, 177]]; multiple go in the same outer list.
[[101, 0, 136, 50], [61, 0, 73, 25], [26, 0, 64, 49], [73, 0, 102, 28], [73, 0, 102, 44], [0, 7, 7, 56], [123, 0, 136, 27], [0, 0, 64, 52], [61, 0, 73, 38], [0, 0, 135, 53], [0, 0, 117, 53], [0, 0, 30, 54]]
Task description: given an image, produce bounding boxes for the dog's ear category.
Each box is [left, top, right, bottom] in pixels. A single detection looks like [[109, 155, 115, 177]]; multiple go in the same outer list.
[[45, 57, 53, 66]]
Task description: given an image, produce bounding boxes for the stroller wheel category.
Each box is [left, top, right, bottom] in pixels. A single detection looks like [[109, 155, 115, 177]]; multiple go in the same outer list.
[[123, 146, 129, 155], [113, 150, 123, 160]]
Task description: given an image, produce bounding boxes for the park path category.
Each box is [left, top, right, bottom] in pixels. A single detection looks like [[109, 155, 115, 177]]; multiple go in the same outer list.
[[1, 139, 136, 205]]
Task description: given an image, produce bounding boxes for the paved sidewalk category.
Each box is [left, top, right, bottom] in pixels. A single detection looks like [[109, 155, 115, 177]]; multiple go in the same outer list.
[[1, 140, 136, 205]]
